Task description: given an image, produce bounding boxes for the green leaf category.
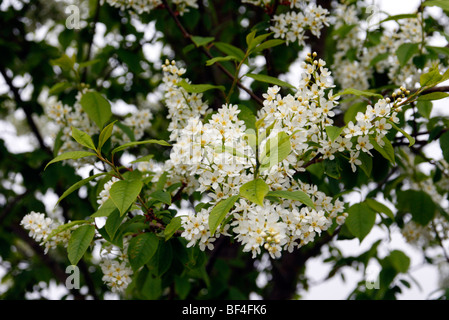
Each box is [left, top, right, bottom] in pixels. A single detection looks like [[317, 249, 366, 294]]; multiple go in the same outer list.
[[164, 216, 181, 241], [416, 100, 433, 119], [345, 202, 376, 242], [387, 120, 415, 147], [150, 190, 171, 206], [357, 151, 373, 177], [401, 190, 436, 225], [440, 130, 449, 163], [111, 139, 171, 155], [91, 198, 117, 218], [208, 195, 239, 234], [105, 209, 124, 239], [46, 220, 90, 242], [260, 131, 291, 170], [206, 55, 239, 66], [239, 178, 269, 207], [50, 54, 75, 72], [237, 104, 257, 131], [364, 198, 395, 219], [79, 91, 112, 129], [147, 241, 172, 277], [109, 180, 143, 216], [44, 151, 96, 170], [395, 43, 419, 66], [266, 190, 315, 209], [49, 81, 72, 96], [67, 224, 96, 265], [130, 154, 154, 164], [78, 59, 101, 69], [252, 39, 285, 53], [127, 232, 159, 272], [214, 42, 246, 62], [420, 66, 443, 87], [177, 80, 225, 93], [417, 92, 449, 101], [191, 36, 215, 47], [98, 120, 116, 152], [423, 0, 449, 11], [71, 127, 96, 150], [325, 125, 343, 142], [379, 13, 417, 23], [56, 172, 107, 206], [388, 250, 410, 273], [334, 88, 383, 99], [245, 73, 295, 89], [370, 136, 395, 165]]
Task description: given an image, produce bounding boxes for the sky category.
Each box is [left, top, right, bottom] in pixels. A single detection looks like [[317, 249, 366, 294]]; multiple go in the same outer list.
[[1, 0, 449, 300]]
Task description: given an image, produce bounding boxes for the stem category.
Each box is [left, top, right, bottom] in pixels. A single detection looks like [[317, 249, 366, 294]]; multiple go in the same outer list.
[[161, 0, 264, 107]]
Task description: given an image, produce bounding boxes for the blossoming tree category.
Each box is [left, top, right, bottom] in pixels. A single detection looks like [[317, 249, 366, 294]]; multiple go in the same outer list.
[[2, 0, 449, 300]]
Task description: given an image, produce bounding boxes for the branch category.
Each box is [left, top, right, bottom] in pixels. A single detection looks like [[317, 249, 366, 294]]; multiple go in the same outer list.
[[161, 0, 264, 107], [0, 65, 51, 154]]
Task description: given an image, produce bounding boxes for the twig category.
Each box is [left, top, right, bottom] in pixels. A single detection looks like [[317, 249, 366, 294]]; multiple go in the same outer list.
[[161, 0, 264, 107]]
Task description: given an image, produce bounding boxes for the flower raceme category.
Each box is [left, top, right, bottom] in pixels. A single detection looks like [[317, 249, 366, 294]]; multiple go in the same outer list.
[[161, 54, 403, 258]]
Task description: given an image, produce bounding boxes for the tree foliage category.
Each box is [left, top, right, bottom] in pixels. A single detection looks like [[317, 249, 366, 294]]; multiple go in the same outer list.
[[1, 0, 449, 300]]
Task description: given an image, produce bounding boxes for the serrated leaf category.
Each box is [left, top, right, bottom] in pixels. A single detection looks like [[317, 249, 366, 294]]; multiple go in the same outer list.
[[420, 66, 443, 87], [91, 198, 117, 218], [98, 120, 116, 152], [56, 172, 107, 206], [345, 202, 376, 242], [67, 224, 96, 265], [71, 127, 96, 150], [325, 125, 343, 142], [334, 88, 383, 99], [191, 36, 215, 48], [252, 39, 285, 53], [245, 73, 295, 89], [423, 0, 449, 11], [358, 151, 373, 177], [109, 180, 143, 216], [49, 81, 72, 96], [177, 80, 225, 93], [79, 91, 112, 129], [260, 131, 291, 170], [164, 216, 181, 241], [105, 209, 124, 239], [45, 220, 89, 242], [395, 43, 419, 66], [44, 151, 96, 170], [439, 130, 449, 163], [417, 92, 449, 101], [111, 139, 171, 155], [50, 54, 75, 72], [364, 198, 394, 219], [205, 55, 239, 66], [214, 42, 246, 62], [388, 250, 410, 273], [127, 232, 159, 272], [239, 178, 269, 207], [209, 195, 239, 234], [266, 190, 315, 209], [388, 120, 415, 147], [416, 100, 433, 119], [370, 136, 395, 165], [150, 190, 171, 205]]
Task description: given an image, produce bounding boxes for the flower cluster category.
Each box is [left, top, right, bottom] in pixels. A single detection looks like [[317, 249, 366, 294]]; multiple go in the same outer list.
[[162, 53, 402, 258], [99, 240, 133, 293], [331, 2, 441, 90], [270, 2, 330, 46], [101, 0, 198, 15], [42, 89, 153, 167], [20, 211, 72, 254]]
